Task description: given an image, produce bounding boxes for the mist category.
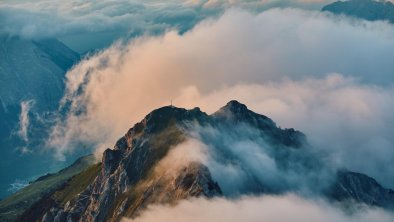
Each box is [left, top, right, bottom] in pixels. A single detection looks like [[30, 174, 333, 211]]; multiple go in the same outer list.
[[178, 123, 334, 196], [17, 100, 34, 142]]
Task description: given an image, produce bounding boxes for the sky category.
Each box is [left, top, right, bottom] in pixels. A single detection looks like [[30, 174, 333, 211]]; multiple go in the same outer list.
[[1, 0, 394, 220]]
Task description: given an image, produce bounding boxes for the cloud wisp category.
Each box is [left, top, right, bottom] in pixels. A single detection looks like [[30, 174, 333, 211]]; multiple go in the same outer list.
[[17, 100, 34, 142]]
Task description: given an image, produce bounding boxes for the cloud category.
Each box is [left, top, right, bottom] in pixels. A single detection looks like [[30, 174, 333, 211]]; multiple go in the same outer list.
[[184, 125, 334, 195], [155, 125, 334, 197], [17, 100, 34, 142], [46, 8, 394, 190], [123, 195, 394, 222], [0, 0, 131, 36], [154, 139, 209, 174]]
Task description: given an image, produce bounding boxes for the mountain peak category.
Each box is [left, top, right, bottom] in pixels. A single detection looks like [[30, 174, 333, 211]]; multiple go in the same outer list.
[[214, 100, 272, 124], [214, 100, 251, 117], [142, 105, 208, 134], [221, 100, 248, 113]]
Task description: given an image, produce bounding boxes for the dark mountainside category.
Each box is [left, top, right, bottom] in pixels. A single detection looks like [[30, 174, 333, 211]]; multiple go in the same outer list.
[[2, 100, 393, 222], [322, 0, 394, 23], [0, 35, 81, 199]]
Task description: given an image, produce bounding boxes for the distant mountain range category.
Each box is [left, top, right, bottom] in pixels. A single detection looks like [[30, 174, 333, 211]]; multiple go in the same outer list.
[[0, 36, 80, 199], [322, 0, 394, 23], [1, 101, 393, 222]]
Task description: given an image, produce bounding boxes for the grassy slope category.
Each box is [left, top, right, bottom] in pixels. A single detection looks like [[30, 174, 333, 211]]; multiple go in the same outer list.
[[0, 155, 96, 221], [52, 162, 102, 206], [16, 163, 102, 222]]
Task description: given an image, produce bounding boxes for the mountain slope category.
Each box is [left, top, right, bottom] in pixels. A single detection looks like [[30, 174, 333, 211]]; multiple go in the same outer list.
[[0, 35, 80, 199], [13, 101, 394, 222], [0, 36, 79, 110], [0, 155, 96, 222], [322, 0, 394, 23]]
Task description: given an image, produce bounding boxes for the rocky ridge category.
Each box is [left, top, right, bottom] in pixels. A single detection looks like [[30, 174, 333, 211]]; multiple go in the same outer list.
[[13, 101, 394, 222]]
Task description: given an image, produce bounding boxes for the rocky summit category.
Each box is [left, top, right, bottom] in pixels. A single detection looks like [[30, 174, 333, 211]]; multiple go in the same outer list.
[[3, 101, 394, 222]]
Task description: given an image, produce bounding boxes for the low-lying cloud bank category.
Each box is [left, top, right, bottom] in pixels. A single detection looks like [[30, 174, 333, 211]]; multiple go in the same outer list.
[[123, 195, 394, 222]]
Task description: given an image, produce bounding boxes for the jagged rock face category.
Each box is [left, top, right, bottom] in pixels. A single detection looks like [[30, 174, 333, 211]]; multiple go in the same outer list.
[[34, 101, 394, 222], [43, 106, 220, 221], [327, 171, 394, 208]]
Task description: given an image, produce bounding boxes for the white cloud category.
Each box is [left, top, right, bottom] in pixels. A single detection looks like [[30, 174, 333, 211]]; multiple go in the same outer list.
[[177, 124, 333, 195], [17, 100, 34, 142], [123, 195, 394, 222]]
